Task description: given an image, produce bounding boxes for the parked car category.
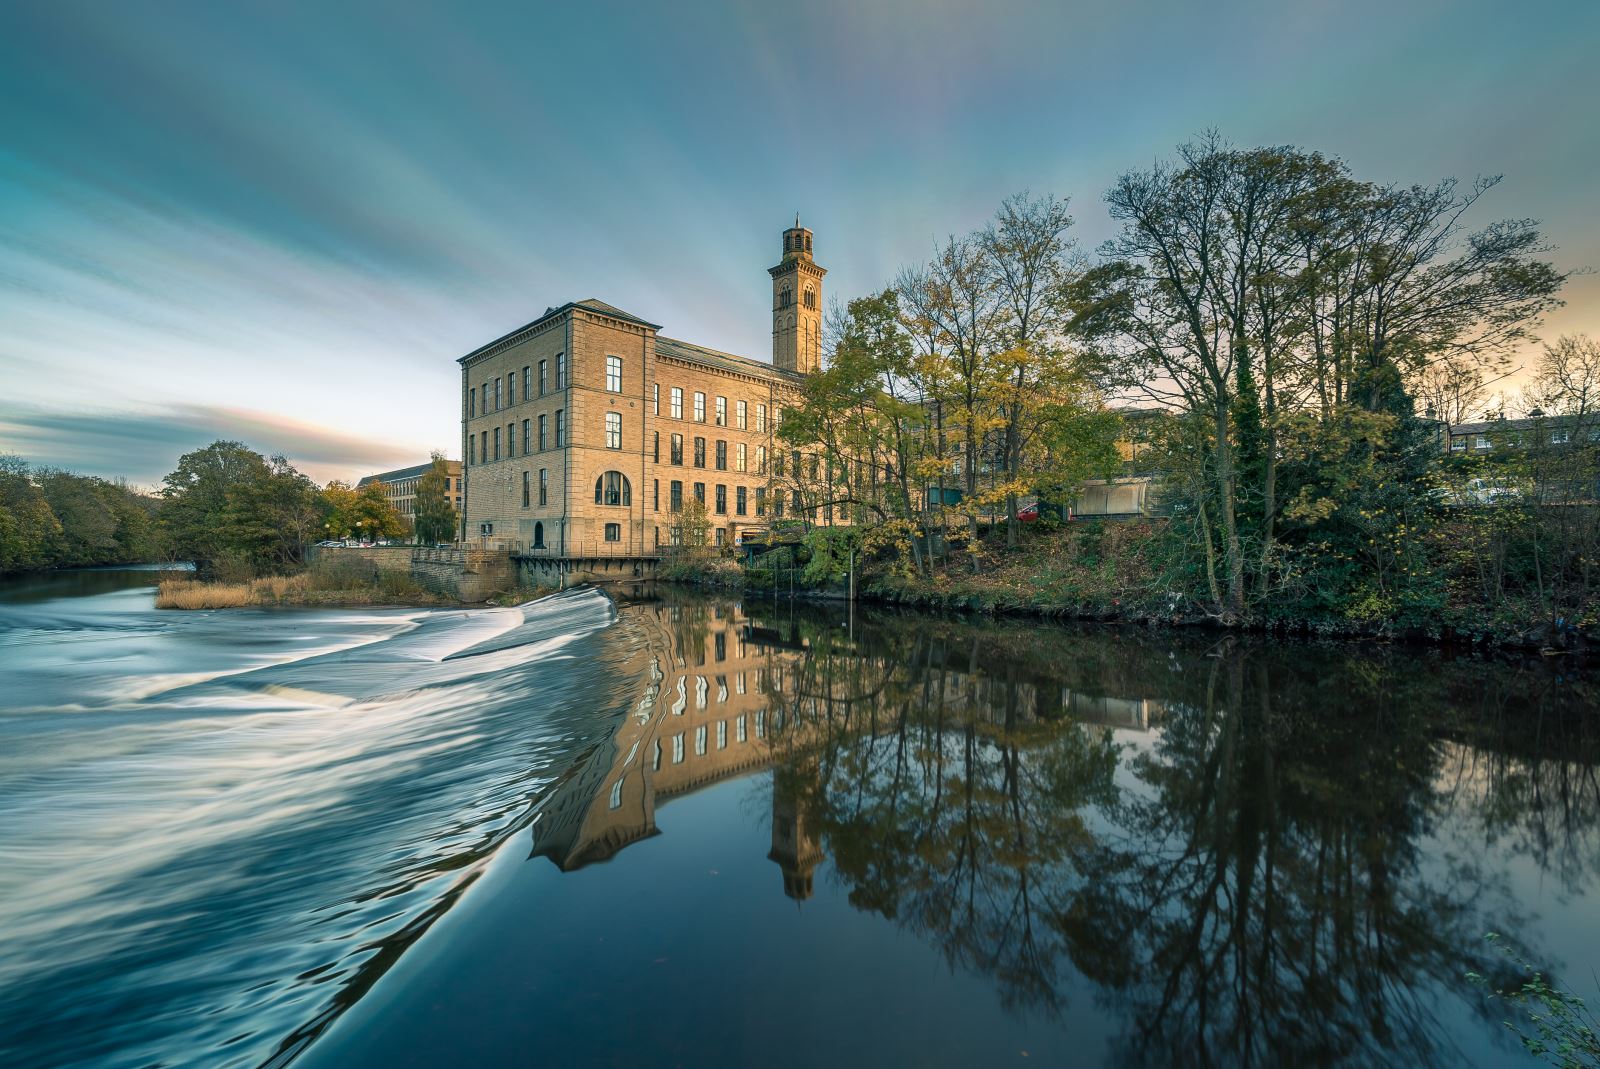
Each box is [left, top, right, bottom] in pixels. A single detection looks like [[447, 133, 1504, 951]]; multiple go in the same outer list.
[[313, 540, 344, 548], [1016, 501, 1040, 522]]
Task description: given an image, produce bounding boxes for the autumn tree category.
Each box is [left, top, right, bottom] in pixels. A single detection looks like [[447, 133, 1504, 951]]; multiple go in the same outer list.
[[413, 452, 459, 544]]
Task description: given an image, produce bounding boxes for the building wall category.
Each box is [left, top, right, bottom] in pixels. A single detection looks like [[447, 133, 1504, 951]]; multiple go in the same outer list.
[[461, 305, 803, 555]]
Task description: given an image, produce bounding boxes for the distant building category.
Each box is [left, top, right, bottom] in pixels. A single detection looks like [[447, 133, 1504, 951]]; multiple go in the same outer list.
[[356, 460, 463, 528], [1445, 415, 1600, 455]]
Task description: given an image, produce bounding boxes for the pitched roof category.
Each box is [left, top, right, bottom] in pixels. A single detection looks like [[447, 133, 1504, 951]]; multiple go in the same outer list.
[[457, 299, 661, 365], [357, 461, 441, 486], [655, 335, 803, 384]]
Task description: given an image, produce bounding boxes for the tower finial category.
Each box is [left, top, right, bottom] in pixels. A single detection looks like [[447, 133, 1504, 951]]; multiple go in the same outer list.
[[795, 211, 800, 229]]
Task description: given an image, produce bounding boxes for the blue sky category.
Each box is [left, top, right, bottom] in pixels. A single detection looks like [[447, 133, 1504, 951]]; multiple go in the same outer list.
[[2, 0, 1596, 486]]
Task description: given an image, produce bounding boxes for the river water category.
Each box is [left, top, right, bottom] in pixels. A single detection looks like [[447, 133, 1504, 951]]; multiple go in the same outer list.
[[1, 569, 1597, 1067]]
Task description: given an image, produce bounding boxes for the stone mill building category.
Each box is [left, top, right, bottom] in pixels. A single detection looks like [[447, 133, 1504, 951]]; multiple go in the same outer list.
[[456, 219, 825, 563]]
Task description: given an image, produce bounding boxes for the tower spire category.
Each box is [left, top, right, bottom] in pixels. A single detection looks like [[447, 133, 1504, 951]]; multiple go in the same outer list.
[[769, 216, 825, 374]]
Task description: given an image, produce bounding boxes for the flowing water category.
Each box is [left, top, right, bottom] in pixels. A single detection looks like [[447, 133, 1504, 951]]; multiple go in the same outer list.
[[1, 569, 1597, 1068]]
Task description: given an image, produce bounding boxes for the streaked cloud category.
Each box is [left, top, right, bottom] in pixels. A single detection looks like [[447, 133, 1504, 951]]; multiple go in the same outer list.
[[0, 0, 1596, 471], [0, 402, 425, 488]]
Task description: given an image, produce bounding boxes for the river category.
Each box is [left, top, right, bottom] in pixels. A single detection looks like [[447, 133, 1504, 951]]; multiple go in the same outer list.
[[1, 568, 1596, 1067]]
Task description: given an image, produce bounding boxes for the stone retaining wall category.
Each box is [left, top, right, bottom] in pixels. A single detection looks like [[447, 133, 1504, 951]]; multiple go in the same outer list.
[[410, 547, 513, 603]]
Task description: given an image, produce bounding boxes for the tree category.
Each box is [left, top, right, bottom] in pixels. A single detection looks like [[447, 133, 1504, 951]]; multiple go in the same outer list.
[[219, 454, 325, 573], [0, 456, 62, 571], [413, 453, 458, 544], [159, 441, 272, 569]]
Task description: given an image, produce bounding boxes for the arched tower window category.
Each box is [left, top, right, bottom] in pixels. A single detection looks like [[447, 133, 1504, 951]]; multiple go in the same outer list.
[[533, 521, 545, 548], [594, 471, 632, 506], [805, 234, 812, 251]]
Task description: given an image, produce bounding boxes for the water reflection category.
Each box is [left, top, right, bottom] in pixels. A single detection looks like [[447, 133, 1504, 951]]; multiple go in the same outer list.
[[532, 589, 1599, 1068]]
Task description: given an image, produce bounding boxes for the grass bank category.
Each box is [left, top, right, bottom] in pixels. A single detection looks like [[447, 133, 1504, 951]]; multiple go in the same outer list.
[[157, 557, 454, 609]]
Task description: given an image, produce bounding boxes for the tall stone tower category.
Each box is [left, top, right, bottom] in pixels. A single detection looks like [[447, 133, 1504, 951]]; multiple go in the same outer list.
[[769, 215, 826, 374]]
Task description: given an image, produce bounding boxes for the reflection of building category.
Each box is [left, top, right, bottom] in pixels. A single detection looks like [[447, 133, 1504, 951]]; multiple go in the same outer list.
[[769, 760, 825, 901], [528, 599, 1173, 887], [356, 461, 463, 528]]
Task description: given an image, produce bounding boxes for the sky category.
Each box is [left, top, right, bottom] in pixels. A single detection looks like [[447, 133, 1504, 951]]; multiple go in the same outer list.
[[2, 0, 1597, 488]]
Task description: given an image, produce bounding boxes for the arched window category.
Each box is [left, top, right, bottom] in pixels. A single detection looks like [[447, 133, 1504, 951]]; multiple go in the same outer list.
[[779, 283, 792, 309], [594, 471, 632, 506], [805, 234, 811, 251], [533, 521, 545, 548]]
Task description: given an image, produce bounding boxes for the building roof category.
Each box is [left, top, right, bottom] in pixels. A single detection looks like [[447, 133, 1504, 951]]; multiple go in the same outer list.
[[655, 335, 804, 385], [458, 296, 800, 385], [356, 460, 455, 487], [1450, 414, 1584, 435], [457, 298, 662, 366]]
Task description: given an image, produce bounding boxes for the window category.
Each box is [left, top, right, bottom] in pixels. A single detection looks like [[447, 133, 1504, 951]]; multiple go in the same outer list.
[[693, 392, 706, 422], [736, 486, 747, 515], [736, 443, 747, 472], [714, 396, 727, 426], [653, 479, 659, 511], [736, 715, 747, 743], [469, 435, 476, 465], [670, 480, 683, 512], [493, 426, 501, 461], [507, 373, 515, 407], [555, 409, 564, 447], [774, 489, 785, 517], [469, 387, 477, 418], [609, 779, 622, 810], [715, 527, 725, 546], [715, 440, 727, 470], [522, 419, 530, 454], [533, 521, 544, 547], [494, 379, 502, 411], [715, 484, 726, 514], [522, 470, 530, 508], [556, 352, 566, 389], [695, 725, 707, 756], [755, 445, 767, 474], [736, 399, 747, 429], [481, 430, 487, 463], [595, 471, 632, 506], [1552, 429, 1571, 444], [539, 359, 547, 395], [604, 522, 621, 542], [523, 366, 531, 401], [538, 414, 547, 451], [507, 423, 516, 457], [693, 482, 705, 506], [651, 383, 659, 415], [1451, 435, 1467, 452], [605, 411, 622, 449], [779, 282, 792, 307], [672, 733, 684, 763], [539, 469, 548, 505], [755, 487, 766, 516], [756, 403, 767, 433], [653, 431, 660, 463], [717, 720, 727, 749], [670, 433, 683, 465], [804, 287, 815, 310], [1476, 435, 1492, 450], [694, 437, 706, 468], [606, 355, 622, 393], [670, 387, 683, 419]]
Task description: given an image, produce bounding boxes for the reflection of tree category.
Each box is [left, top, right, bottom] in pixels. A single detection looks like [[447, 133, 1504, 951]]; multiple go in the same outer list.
[[1067, 654, 1524, 1067], [752, 605, 1598, 1067]]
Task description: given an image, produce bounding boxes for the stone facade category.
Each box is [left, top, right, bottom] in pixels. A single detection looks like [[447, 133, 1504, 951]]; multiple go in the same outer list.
[[457, 223, 827, 556]]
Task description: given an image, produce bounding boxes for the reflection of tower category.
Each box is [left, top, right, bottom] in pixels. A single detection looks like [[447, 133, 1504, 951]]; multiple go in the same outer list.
[[767, 762, 824, 901]]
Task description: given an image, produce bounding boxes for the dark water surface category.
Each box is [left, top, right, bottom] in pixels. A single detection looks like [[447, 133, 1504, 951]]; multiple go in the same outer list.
[[2, 571, 1598, 1067]]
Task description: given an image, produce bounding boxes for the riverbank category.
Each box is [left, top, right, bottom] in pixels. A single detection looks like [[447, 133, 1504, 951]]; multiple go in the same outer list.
[[673, 522, 1594, 653]]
